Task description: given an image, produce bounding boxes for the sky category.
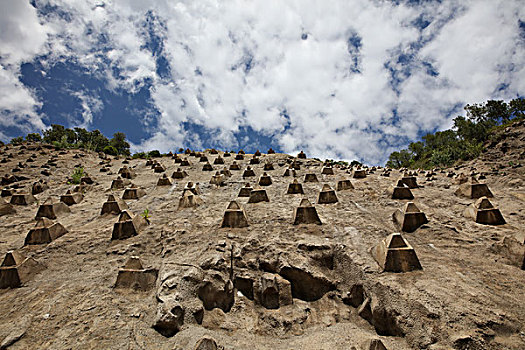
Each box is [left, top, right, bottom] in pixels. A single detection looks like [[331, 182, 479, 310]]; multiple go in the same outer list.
[[0, 0, 523, 165]]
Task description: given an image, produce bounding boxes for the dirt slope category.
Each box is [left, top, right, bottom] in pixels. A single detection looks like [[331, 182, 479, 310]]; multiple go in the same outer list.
[[0, 138, 524, 349]]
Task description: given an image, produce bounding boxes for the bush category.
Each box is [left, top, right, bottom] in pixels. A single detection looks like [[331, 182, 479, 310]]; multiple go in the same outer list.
[[148, 150, 161, 158], [103, 145, 118, 156], [70, 167, 84, 184], [9, 136, 24, 145], [26, 133, 42, 142]]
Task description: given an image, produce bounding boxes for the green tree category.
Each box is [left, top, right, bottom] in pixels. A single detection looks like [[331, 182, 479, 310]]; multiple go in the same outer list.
[[10, 136, 24, 145], [110, 132, 130, 155], [43, 124, 66, 143], [386, 149, 412, 168], [26, 133, 42, 142]]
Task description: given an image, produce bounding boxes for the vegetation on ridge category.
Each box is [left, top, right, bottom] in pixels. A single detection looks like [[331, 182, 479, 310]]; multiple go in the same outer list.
[[386, 98, 525, 169]]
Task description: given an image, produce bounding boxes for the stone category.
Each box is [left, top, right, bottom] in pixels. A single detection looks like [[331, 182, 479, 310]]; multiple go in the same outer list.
[[111, 210, 148, 240], [321, 166, 334, 175], [247, 188, 269, 203], [254, 273, 293, 309], [25, 218, 68, 245], [221, 201, 249, 228], [455, 178, 494, 199], [286, 179, 304, 194], [336, 179, 354, 191], [361, 338, 388, 350], [238, 183, 253, 197], [157, 174, 172, 186], [101, 194, 128, 215], [35, 198, 71, 219], [60, 190, 83, 206], [114, 256, 158, 291], [122, 185, 146, 200], [178, 190, 204, 209], [242, 166, 256, 178], [388, 180, 414, 200], [304, 173, 319, 182], [0, 251, 44, 289], [10, 193, 36, 206], [318, 184, 338, 204], [371, 233, 422, 272], [464, 197, 505, 225], [392, 202, 428, 233], [293, 198, 322, 225], [258, 172, 272, 186], [153, 304, 185, 337], [194, 337, 218, 350]]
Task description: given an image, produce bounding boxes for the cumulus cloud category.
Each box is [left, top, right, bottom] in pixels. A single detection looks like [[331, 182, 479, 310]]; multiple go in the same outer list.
[[0, 0, 48, 135], [0, 0, 523, 163]]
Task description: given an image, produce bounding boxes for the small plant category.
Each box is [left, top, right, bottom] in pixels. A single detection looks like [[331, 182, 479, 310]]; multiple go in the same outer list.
[[70, 167, 84, 184], [141, 209, 151, 224]]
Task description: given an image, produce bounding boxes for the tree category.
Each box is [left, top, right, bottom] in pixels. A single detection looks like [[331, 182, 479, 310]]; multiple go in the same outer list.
[[43, 124, 66, 143], [509, 97, 525, 119], [26, 133, 42, 142], [110, 132, 130, 155], [9, 136, 24, 145], [386, 149, 412, 168]]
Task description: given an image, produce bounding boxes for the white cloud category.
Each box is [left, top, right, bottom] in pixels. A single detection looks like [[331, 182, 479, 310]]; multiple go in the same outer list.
[[0, 0, 523, 163]]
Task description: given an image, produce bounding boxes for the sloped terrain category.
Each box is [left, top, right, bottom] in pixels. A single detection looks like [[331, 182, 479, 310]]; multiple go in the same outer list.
[[0, 133, 524, 349]]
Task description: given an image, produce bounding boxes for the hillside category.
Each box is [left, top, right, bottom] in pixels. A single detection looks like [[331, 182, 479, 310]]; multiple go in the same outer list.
[[0, 135, 524, 349]]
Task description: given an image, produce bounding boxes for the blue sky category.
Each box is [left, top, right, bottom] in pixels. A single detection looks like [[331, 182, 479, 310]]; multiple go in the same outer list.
[[0, 0, 524, 164]]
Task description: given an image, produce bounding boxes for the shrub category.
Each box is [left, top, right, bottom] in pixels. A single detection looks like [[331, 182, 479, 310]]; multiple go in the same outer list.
[[9, 136, 24, 145], [148, 150, 161, 158], [103, 145, 118, 156], [70, 167, 84, 184]]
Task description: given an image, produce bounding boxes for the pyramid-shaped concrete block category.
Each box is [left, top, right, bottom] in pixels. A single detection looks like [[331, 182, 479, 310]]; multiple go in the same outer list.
[[304, 173, 319, 183], [60, 189, 83, 206], [122, 185, 146, 200], [248, 188, 269, 203], [221, 201, 249, 228], [455, 178, 493, 199], [352, 169, 367, 179], [388, 181, 414, 200], [336, 179, 354, 191], [263, 162, 274, 171], [25, 218, 68, 245], [36, 198, 71, 219], [238, 183, 253, 197], [258, 172, 272, 186], [398, 174, 419, 189], [0, 198, 16, 217], [171, 168, 187, 179], [157, 174, 172, 186], [178, 189, 204, 209], [283, 168, 296, 177], [243, 166, 256, 178], [202, 162, 213, 171], [111, 176, 131, 190], [111, 210, 147, 240], [321, 166, 334, 175], [293, 198, 322, 225], [392, 202, 428, 232], [371, 233, 422, 272], [286, 179, 304, 194], [318, 184, 338, 204], [10, 193, 36, 206], [464, 197, 505, 225], [114, 256, 158, 291], [0, 250, 44, 289], [101, 194, 128, 215]]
